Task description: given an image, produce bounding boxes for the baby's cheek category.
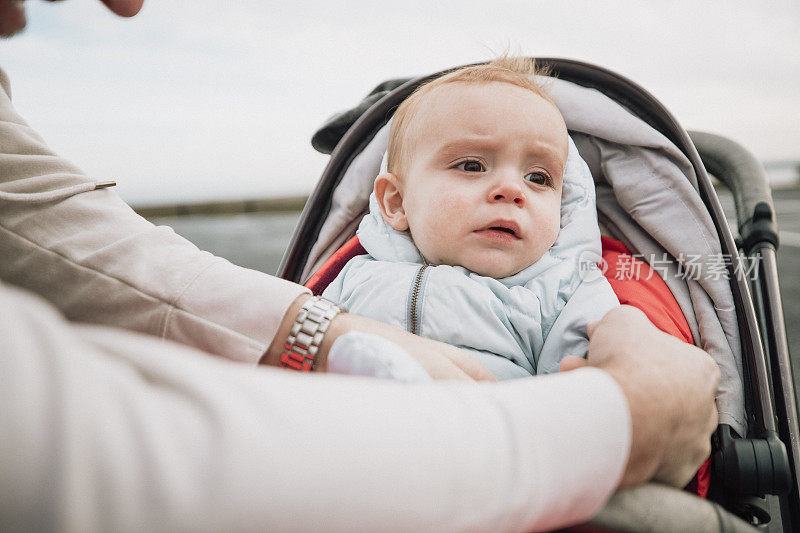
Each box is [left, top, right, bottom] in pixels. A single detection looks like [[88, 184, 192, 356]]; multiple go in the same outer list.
[[549, 213, 562, 244], [530, 205, 561, 259], [544, 201, 562, 239], [439, 193, 473, 219], [437, 197, 474, 240], [417, 195, 468, 262]]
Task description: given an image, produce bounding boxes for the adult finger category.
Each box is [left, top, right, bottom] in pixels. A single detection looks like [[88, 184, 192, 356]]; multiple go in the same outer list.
[[100, 0, 144, 17], [440, 348, 497, 381], [559, 356, 588, 372], [422, 355, 475, 381]]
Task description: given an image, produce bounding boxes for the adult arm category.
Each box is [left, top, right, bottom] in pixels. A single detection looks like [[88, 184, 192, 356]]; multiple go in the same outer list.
[[0, 66, 307, 364], [0, 67, 493, 381], [561, 305, 720, 488], [0, 282, 629, 532]]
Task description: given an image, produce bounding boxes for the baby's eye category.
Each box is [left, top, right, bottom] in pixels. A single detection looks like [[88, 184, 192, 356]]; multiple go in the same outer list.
[[457, 160, 485, 173], [524, 171, 549, 186]]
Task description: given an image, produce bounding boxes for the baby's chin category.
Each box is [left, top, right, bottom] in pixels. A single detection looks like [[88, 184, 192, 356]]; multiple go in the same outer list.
[[423, 250, 546, 279], [458, 257, 538, 279], [422, 258, 521, 279], [470, 265, 525, 279]]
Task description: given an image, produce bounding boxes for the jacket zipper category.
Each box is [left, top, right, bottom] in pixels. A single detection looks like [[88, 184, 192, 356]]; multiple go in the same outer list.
[[408, 265, 429, 335]]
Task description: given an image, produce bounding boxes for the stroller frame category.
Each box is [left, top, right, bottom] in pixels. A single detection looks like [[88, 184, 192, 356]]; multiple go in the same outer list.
[[278, 58, 799, 530]]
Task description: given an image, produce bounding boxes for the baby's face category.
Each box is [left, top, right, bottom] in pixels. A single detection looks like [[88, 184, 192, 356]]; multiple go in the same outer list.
[[396, 81, 568, 278]]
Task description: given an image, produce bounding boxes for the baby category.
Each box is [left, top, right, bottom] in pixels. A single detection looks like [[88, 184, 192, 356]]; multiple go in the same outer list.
[[323, 57, 619, 379]]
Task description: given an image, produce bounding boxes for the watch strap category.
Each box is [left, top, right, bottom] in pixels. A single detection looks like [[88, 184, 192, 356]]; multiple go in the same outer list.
[[280, 296, 341, 371]]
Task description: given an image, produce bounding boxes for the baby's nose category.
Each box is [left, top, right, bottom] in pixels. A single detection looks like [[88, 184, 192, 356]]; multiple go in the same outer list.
[[488, 179, 526, 206]]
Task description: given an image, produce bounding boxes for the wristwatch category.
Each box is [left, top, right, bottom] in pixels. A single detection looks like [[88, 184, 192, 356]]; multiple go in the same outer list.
[[280, 296, 342, 371]]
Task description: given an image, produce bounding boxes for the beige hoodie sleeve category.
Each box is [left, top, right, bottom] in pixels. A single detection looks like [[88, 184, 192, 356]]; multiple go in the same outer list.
[[0, 66, 308, 363], [0, 281, 630, 533]]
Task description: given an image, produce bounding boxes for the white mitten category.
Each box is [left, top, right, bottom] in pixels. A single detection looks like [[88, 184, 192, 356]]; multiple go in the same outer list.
[[327, 331, 433, 383]]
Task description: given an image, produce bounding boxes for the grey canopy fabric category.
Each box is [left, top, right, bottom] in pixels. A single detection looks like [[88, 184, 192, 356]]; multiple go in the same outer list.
[[304, 75, 745, 435]]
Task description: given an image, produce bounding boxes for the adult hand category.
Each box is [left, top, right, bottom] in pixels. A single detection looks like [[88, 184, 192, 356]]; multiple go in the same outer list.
[[560, 305, 719, 488], [1, 0, 143, 39], [263, 294, 496, 382], [98, 0, 145, 17]]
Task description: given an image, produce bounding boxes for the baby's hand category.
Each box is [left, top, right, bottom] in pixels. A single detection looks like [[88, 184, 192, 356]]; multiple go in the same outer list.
[[327, 331, 433, 383]]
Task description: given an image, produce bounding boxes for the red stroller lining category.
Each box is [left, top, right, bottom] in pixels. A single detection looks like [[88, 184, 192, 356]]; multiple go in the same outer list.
[[600, 235, 710, 498], [306, 235, 366, 296], [305, 233, 710, 497], [600, 236, 692, 344]]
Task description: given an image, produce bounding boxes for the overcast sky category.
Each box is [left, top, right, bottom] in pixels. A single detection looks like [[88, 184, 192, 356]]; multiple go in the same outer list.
[[2, 0, 799, 205]]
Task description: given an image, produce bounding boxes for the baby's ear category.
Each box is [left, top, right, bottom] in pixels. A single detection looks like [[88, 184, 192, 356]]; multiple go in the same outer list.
[[374, 172, 409, 231]]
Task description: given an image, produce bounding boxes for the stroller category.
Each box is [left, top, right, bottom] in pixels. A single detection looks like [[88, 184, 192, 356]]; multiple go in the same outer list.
[[277, 58, 799, 531]]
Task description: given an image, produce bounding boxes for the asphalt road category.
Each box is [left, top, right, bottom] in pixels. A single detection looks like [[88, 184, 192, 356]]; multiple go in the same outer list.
[[150, 187, 800, 383]]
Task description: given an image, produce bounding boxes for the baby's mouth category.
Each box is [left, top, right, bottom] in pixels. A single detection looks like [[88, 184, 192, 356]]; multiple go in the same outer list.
[[490, 226, 516, 236], [476, 220, 522, 240]]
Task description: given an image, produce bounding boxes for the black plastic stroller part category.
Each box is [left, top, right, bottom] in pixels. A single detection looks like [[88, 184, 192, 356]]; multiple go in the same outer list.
[[713, 424, 791, 495], [742, 203, 780, 255], [283, 58, 800, 530], [688, 131, 780, 255], [690, 130, 800, 528], [311, 78, 410, 155]]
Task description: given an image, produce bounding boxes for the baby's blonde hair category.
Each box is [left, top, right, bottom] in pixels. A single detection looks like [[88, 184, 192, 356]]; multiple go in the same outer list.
[[387, 56, 552, 176]]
